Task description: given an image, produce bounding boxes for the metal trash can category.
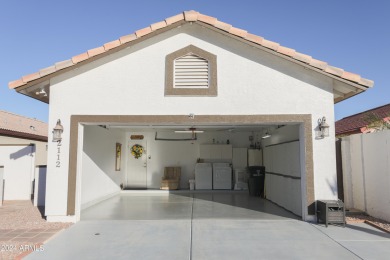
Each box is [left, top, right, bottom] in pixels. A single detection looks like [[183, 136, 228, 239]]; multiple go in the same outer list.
[[248, 166, 265, 197]]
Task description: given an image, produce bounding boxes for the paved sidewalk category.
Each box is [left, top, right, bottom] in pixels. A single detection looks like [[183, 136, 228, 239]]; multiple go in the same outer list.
[[0, 201, 71, 259], [313, 223, 390, 260], [0, 228, 64, 244]]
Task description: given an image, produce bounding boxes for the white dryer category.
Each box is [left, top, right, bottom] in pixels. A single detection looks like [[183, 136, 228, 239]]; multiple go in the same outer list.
[[195, 163, 212, 190], [213, 163, 232, 190]]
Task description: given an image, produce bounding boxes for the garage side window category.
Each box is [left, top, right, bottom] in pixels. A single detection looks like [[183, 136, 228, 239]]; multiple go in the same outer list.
[[165, 45, 217, 96]]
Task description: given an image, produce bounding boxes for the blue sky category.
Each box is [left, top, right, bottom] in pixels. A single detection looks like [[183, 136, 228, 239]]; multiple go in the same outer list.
[[1, 0, 389, 123]]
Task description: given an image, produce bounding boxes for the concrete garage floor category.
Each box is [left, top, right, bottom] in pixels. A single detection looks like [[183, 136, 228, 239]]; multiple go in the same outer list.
[[26, 192, 390, 260]]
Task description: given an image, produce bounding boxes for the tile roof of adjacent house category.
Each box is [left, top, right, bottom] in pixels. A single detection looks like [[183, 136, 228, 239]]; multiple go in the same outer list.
[[0, 110, 48, 141], [336, 103, 390, 136], [9, 10, 374, 103]]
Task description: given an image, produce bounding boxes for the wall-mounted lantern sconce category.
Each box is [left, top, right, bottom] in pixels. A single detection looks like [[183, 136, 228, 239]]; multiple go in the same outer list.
[[317, 117, 330, 138], [52, 119, 64, 142]]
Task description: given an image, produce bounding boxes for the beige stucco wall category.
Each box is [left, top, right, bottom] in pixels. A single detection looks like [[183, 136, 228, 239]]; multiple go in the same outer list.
[[45, 23, 338, 221], [0, 135, 47, 166]]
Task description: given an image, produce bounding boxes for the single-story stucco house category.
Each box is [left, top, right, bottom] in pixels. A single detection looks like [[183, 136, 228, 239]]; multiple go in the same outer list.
[[9, 11, 373, 222], [0, 110, 47, 204]]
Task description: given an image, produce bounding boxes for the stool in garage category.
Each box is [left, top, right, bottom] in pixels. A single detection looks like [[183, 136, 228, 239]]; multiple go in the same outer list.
[[160, 167, 181, 190]]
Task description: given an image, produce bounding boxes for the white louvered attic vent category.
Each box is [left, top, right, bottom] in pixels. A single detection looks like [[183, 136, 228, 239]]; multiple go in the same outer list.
[[174, 54, 209, 88]]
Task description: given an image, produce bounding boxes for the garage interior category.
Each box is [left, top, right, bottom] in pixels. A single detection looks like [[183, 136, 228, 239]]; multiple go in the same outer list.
[[79, 120, 304, 219]]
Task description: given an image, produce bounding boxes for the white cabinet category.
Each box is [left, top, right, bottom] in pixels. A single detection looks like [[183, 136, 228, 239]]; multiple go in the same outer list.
[[248, 149, 263, 166], [200, 144, 232, 160], [233, 148, 247, 168], [220, 146, 233, 159]]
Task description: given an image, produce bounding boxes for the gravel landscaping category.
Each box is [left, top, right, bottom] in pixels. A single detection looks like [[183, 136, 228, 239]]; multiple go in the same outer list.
[[346, 215, 390, 233]]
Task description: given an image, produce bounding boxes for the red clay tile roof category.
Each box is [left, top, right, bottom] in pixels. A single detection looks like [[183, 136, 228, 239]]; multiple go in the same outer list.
[[8, 10, 374, 91], [0, 110, 48, 141], [336, 103, 390, 135]]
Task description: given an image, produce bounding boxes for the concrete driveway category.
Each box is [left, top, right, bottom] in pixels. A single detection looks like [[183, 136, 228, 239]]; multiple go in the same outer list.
[[26, 192, 390, 260]]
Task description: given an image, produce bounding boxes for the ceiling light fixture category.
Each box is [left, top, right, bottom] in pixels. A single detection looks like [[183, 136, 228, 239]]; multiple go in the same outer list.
[[174, 127, 204, 133], [174, 130, 204, 133], [261, 132, 271, 139]]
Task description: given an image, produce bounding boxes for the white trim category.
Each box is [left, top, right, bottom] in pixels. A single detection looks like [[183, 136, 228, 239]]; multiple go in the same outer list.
[[0, 167, 4, 206], [299, 123, 308, 221], [33, 166, 39, 206], [29, 147, 36, 197], [120, 190, 249, 195], [46, 215, 77, 223], [74, 124, 84, 221], [81, 190, 120, 210]]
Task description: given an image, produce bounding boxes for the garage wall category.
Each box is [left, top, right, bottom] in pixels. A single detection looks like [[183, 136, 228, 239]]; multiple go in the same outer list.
[[128, 130, 257, 189], [81, 126, 125, 208], [263, 125, 302, 216]]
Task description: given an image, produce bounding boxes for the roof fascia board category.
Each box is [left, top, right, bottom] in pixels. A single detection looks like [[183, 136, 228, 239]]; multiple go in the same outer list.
[[334, 89, 364, 104], [14, 18, 368, 104], [333, 88, 347, 98], [0, 129, 48, 142], [14, 20, 188, 94], [197, 22, 368, 93]]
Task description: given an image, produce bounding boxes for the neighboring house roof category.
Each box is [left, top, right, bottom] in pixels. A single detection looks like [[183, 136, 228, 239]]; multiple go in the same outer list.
[[9, 10, 373, 104], [0, 110, 48, 142], [336, 103, 390, 136]]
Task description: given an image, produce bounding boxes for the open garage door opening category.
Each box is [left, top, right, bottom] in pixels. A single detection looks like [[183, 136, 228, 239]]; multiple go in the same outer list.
[[77, 118, 306, 220]]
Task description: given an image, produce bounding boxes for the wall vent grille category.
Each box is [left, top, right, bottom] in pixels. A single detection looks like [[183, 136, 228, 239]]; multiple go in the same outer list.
[[174, 54, 209, 88]]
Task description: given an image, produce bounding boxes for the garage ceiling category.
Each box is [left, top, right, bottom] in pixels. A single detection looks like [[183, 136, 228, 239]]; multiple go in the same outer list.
[[101, 124, 290, 133]]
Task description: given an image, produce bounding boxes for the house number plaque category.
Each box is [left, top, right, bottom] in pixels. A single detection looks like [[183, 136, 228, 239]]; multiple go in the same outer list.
[[130, 135, 144, 140], [56, 140, 61, 167]]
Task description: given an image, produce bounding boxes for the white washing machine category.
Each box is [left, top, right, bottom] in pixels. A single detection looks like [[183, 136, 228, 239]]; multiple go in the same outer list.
[[195, 163, 213, 190], [213, 163, 232, 190]]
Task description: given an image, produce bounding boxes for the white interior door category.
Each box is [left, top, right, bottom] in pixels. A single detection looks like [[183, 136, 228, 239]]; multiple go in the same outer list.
[[126, 140, 147, 189]]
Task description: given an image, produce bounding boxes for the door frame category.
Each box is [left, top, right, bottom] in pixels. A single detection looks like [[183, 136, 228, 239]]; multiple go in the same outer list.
[[67, 114, 314, 219]]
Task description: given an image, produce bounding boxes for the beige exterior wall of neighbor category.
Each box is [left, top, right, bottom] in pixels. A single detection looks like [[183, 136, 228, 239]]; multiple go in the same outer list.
[[44, 23, 337, 222], [0, 145, 35, 200], [341, 130, 390, 222], [0, 135, 47, 166]]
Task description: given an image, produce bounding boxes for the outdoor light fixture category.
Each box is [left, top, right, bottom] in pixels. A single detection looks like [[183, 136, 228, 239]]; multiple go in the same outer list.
[[52, 119, 64, 142], [317, 116, 330, 138], [35, 88, 47, 97]]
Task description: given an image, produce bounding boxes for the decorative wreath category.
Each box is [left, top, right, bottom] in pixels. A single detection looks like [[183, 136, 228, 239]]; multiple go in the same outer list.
[[131, 144, 144, 159]]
